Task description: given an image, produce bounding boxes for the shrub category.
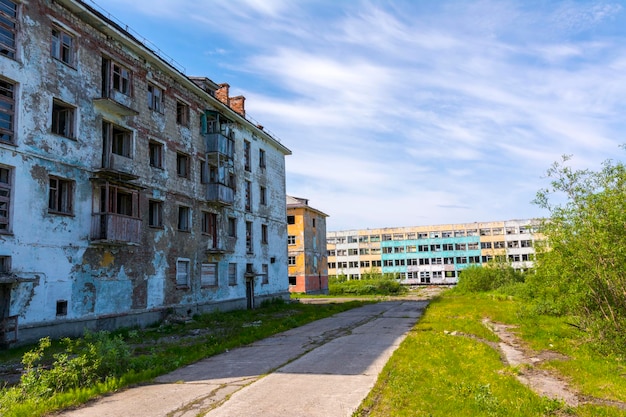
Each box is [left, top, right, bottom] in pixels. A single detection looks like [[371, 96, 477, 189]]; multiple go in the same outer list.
[[455, 263, 524, 294]]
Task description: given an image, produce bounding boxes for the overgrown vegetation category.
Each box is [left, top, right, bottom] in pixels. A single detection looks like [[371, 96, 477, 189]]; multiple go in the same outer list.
[[455, 261, 525, 294], [356, 292, 626, 416], [329, 273, 407, 296], [0, 299, 366, 417]]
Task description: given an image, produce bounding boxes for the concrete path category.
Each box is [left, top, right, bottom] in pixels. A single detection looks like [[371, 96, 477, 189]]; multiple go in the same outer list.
[[58, 300, 429, 417]]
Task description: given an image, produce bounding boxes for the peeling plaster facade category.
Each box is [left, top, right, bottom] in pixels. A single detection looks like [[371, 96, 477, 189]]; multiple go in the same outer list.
[[327, 219, 541, 285], [286, 196, 328, 294], [0, 0, 291, 345]]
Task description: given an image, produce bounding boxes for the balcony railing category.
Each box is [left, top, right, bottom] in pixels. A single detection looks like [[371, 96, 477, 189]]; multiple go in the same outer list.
[[205, 132, 234, 159], [91, 213, 141, 244], [206, 183, 234, 206]]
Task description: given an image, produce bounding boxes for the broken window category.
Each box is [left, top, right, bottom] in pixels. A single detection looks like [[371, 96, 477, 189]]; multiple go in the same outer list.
[[467, 242, 479, 250], [288, 276, 296, 285], [454, 230, 465, 237], [103, 121, 132, 158], [494, 241, 505, 249], [149, 141, 163, 168], [51, 99, 75, 139], [228, 217, 237, 237], [481, 242, 492, 249], [259, 148, 266, 168], [455, 243, 466, 250], [176, 152, 189, 178], [148, 200, 163, 227], [246, 221, 253, 253], [56, 300, 68, 316], [176, 258, 190, 288], [287, 215, 295, 225], [432, 271, 443, 279], [349, 261, 359, 268], [0, 165, 10, 232], [520, 240, 533, 248], [418, 232, 428, 239], [48, 176, 73, 214], [359, 248, 370, 255], [228, 263, 237, 285], [382, 234, 392, 241], [0, 78, 15, 144], [147, 84, 164, 113], [102, 58, 131, 97], [245, 180, 251, 212], [201, 211, 217, 244], [260, 185, 267, 206], [430, 244, 441, 252], [442, 243, 453, 251], [262, 264, 268, 285], [0, 0, 17, 59], [288, 235, 295, 245], [201, 263, 217, 287], [382, 247, 393, 254], [51, 26, 74, 66], [370, 235, 381, 242], [480, 228, 491, 236], [507, 240, 520, 248], [0, 255, 10, 272], [441, 231, 452, 238], [244, 140, 251, 171], [178, 206, 190, 231], [176, 100, 189, 126]]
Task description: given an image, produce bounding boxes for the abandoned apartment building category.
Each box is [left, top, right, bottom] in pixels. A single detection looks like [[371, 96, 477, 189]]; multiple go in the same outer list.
[[0, 0, 292, 346]]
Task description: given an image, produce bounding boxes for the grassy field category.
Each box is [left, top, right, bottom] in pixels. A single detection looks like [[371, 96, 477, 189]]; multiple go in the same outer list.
[[0, 299, 368, 417], [355, 291, 626, 417]]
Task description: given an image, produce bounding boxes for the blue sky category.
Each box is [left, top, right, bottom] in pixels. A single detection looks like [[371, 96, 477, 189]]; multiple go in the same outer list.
[[93, 0, 626, 231]]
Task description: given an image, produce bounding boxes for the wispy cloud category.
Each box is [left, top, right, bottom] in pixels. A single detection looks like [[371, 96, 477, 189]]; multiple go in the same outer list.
[[97, 0, 626, 230]]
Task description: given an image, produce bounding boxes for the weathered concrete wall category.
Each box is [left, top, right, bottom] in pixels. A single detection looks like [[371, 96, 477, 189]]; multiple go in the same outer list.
[[0, 0, 290, 345]]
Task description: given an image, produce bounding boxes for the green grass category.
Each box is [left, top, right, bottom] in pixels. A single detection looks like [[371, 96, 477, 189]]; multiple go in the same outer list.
[[355, 292, 626, 417], [0, 299, 367, 417]]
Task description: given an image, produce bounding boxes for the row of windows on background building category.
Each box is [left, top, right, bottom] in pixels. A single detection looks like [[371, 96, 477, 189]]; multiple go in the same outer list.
[[174, 259, 269, 288], [327, 227, 535, 245], [327, 240, 533, 256], [328, 253, 534, 269]]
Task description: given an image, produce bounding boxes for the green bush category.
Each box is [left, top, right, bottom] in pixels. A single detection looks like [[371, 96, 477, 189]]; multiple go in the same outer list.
[[455, 263, 525, 294], [329, 276, 407, 296]]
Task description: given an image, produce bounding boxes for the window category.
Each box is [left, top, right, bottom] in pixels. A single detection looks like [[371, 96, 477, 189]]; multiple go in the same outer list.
[[287, 215, 295, 225], [176, 259, 190, 288], [260, 186, 267, 206], [228, 263, 237, 285], [289, 276, 297, 286], [176, 153, 189, 178], [98, 183, 139, 217], [176, 101, 189, 126], [102, 58, 131, 96], [148, 200, 163, 227], [48, 176, 73, 214], [245, 180, 252, 211], [442, 243, 453, 251], [494, 241, 505, 249], [149, 141, 163, 168], [56, 300, 68, 316], [0, 79, 15, 144], [259, 148, 266, 168], [228, 217, 237, 237], [147, 84, 164, 112], [288, 256, 296, 266], [0, 166, 10, 232], [0, 255, 10, 273], [51, 99, 75, 138], [103, 121, 132, 158], [455, 243, 466, 251], [246, 221, 253, 253], [0, 0, 17, 59], [244, 140, 251, 171], [202, 211, 218, 248], [261, 224, 268, 244], [51, 26, 74, 66], [201, 263, 217, 287], [481, 242, 492, 249], [262, 264, 268, 284], [178, 206, 190, 231], [312, 218, 316, 228]]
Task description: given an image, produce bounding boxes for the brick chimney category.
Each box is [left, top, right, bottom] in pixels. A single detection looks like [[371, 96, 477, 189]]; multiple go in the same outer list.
[[230, 95, 245, 117], [215, 83, 230, 106]]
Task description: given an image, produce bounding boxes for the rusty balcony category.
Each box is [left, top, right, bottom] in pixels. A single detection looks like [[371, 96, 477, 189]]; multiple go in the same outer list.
[[91, 213, 141, 244], [206, 183, 234, 206]]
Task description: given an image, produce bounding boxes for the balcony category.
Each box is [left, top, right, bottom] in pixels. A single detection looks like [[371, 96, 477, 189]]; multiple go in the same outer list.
[[93, 89, 138, 117], [91, 213, 141, 244], [206, 183, 234, 206], [96, 153, 139, 181], [205, 131, 234, 160]]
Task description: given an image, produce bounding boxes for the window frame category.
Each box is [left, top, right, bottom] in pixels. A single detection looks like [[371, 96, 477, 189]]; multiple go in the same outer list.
[[149, 140, 164, 169], [0, 165, 11, 233], [51, 25, 75, 66], [51, 99, 75, 139], [245, 180, 252, 212], [176, 152, 190, 178], [177, 205, 191, 231], [246, 221, 253, 253], [259, 148, 266, 169], [228, 217, 237, 237], [0, 0, 17, 60], [176, 258, 190, 288], [176, 100, 189, 126], [261, 224, 268, 244], [260, 185, 267, 206], [244, 140, 251, 171], [228, 262, 237, 286], [201, 262, 218, 287], [48, 176, 73, 215], [287, 235, 296, 245], [0, 78, 15, 145], [262, 264, 268, 284], [288, 256, 296, 266], [147, 83, 164, 113], [148, 199, 163, 228]]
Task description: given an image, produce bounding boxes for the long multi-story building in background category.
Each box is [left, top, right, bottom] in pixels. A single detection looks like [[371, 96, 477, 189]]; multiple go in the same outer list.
[[0, 0, 291, 346], [327, 219, 541, 284]]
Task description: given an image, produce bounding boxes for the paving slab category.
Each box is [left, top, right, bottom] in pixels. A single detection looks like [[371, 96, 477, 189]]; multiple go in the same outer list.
[[58, 300, 429, 417]]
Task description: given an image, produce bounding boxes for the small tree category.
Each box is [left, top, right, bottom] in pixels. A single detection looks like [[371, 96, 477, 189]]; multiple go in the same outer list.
[[531, 154, 626, 351]]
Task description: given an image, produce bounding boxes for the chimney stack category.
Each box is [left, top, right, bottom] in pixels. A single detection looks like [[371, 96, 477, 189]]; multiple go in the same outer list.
[[215, 83, 230, 106], [230, 95, 246, 117]]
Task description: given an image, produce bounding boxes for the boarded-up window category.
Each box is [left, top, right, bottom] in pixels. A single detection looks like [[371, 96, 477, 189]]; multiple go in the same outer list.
[[201, 263, 217, 287]]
